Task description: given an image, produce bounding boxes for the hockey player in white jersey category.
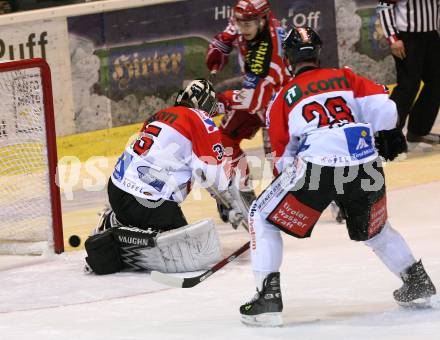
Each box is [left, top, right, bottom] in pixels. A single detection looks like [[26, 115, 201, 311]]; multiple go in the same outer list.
[[84, 79, 246, 275], [239, 27, 436, 327]]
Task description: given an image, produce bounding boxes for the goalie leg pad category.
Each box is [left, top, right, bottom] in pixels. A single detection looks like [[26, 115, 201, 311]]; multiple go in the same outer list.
[[113, 226, 158, 271], [85, 229, 123, 275], [139, 219, 223, 273], [95, 220, 222, 273]]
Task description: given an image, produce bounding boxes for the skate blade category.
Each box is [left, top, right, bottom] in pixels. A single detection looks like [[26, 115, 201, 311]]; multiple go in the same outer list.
[[83, 264, 93, 274], [396, 296, 433, 309], [241, 313, 283, 327]]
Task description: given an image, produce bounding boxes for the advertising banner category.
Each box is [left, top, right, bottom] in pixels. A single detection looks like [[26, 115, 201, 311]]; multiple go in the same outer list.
[[336, 0, 396, 84], [354, 3, 390, 61], [67, 0, 338, 133], [0, 17, 75, 136]]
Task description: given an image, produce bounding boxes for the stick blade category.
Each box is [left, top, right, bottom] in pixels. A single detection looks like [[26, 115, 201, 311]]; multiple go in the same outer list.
[[151, 271, 184, 288]]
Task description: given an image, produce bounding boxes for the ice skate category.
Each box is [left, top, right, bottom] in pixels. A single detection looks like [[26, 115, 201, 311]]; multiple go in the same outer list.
[[240, 272, 283, 327], [394, 260, 437, 308]]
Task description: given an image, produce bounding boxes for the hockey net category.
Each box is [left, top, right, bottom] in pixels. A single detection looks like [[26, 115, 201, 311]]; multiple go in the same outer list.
[[0, 58, 63, 256]]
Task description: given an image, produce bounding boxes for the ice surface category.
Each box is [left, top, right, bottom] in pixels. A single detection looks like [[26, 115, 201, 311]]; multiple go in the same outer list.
[[0, 182, 439, 340]]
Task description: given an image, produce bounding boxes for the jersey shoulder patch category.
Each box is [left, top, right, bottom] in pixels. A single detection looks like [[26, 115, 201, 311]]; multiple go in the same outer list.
[[190, 108, 218, 134]]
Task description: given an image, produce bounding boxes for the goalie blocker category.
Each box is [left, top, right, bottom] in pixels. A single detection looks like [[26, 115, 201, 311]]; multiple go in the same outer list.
[[85, 219, 222, 275]]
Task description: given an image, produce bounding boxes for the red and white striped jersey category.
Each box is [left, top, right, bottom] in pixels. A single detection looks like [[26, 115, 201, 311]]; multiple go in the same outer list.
[[267, 67, 398, 172], [211, 13, 290, 114], [111, 106, 229, 202]]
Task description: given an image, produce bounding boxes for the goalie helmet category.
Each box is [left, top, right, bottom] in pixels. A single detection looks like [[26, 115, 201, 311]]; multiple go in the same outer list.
[[175, 79, 218, 117], [233, 0, 270, 21], [282, 26, 322, 66]]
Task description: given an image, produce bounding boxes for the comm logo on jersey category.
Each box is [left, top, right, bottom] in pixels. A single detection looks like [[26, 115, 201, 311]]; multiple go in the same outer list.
[[284, 76, 350, 107], [284, 84, 302, 106], [344, 126, 375, 160]]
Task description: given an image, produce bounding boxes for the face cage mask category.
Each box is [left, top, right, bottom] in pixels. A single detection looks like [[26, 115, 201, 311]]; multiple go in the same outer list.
[[197, 91, 218, 117]]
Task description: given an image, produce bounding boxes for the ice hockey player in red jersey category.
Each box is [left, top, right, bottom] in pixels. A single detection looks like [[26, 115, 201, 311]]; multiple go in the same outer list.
[[206, 0, 290, 210], [84, 79, 246, 275], [239, 27, 436, 327]]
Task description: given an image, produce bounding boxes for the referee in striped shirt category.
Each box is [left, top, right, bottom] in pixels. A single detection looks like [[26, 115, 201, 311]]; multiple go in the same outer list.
[[377, 0, 439, 144]]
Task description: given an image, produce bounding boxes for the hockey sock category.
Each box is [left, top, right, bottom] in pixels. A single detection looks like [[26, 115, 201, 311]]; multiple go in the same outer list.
[[364, 221, 416, 277], [250, 209, 283, 287]]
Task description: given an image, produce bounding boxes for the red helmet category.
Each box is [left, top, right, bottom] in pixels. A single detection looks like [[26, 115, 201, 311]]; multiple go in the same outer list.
[[233, 0, 270, 21]]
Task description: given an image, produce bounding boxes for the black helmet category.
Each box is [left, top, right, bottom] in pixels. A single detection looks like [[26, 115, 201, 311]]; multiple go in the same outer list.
[[282, 27, 322, 66], [175, 79, 217, 116]]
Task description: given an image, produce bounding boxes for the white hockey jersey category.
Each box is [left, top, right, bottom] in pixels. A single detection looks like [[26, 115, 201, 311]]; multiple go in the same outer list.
[[111, 106, 229, 202], [267, 67, 398, 172]]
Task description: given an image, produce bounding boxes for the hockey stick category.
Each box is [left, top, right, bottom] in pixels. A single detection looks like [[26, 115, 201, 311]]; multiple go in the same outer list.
[[151, 241, 250, 288], [261, 126, 275, 172]]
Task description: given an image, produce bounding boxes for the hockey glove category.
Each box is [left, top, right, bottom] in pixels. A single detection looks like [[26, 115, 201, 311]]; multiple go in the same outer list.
[[213, 189, 246, 230], [206, 46, 228, 73], [217, 91, 234, 113], [375, 128, 408, 161], [216, 201, 230, 223], [228, 209, 244, 230]]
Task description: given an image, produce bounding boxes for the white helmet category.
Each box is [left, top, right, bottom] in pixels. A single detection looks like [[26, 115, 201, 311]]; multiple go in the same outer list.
[[175, 79, 218, 116]]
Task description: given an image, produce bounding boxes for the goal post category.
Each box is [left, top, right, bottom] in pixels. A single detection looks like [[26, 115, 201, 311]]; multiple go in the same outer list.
[[0, 58, 64, 255]]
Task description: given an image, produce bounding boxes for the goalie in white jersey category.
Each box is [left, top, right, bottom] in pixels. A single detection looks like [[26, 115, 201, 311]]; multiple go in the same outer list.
[[84, 79, 246, 275], [239, 27, 436, 327]]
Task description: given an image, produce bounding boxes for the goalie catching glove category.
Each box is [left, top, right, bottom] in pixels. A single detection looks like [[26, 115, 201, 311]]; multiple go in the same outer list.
[[375, 128, 408, 161]]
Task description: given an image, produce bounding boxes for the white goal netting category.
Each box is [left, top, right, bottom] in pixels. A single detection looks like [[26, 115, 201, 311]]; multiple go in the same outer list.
[[0, 61, 61, 255]]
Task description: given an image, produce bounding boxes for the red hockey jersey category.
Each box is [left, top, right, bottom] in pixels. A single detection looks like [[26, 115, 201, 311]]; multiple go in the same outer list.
[[111, 106, 229, 202], [210, 13, 290, 114], [267, 67, 398, 172]]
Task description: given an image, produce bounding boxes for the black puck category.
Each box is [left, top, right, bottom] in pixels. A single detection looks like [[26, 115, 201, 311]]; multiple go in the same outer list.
[[68, 235, 81, 247]]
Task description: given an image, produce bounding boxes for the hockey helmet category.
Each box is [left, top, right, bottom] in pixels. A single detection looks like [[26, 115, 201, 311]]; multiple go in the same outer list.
[[175, 79, 218, 116], [282, 26, 322, 66], [233, 0, 270, 21]]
